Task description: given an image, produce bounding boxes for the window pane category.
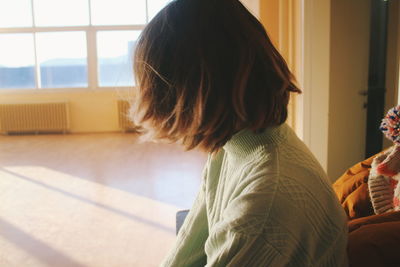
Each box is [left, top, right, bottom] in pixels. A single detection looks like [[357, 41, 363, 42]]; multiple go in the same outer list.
[[0, 0, 32, 28], [97, 31, 141, 87], [91, 0, 146, 25], [148, 0, 172, 21], [0, 34, 35, 89], [33, 0, 89, 26], [36, 32, 87, 88]]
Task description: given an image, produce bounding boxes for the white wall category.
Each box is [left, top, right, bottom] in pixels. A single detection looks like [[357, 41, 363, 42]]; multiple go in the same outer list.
[[302, 0, 331, 172], [385, 0, 400, 148], [0, 89, 131, 133]]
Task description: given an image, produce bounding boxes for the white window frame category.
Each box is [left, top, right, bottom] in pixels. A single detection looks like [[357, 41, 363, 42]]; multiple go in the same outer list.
[[0, 0, 157, 92]]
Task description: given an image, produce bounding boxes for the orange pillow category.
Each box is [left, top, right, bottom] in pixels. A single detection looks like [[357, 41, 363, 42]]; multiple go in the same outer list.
[[347, 211, 400, 267], [333, 154, 378, 220], [348, 210, 400, 232]]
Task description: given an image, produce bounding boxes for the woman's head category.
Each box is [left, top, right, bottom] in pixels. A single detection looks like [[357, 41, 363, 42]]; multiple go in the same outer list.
[[130, 0, 301, 152]]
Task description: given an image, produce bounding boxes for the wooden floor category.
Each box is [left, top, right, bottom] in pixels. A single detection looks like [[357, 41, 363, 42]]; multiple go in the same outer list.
[[0, 133, 206, 267]]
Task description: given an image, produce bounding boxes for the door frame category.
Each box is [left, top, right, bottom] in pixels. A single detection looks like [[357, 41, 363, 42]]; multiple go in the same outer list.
[[365, 0, 389, 157], [298, 0, 331, 170]]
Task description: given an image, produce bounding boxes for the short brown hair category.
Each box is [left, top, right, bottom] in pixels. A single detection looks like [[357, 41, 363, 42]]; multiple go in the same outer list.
[[130, 0, 301, 152]]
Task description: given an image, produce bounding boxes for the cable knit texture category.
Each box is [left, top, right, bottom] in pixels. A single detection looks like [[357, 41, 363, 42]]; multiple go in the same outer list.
[[368, 151, 395, 214], [368, 147, 400, 214], [161, 124, 348, 267]]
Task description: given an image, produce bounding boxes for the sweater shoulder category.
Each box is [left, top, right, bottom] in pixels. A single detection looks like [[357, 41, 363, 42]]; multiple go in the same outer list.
[[220, 139, 346, 234]]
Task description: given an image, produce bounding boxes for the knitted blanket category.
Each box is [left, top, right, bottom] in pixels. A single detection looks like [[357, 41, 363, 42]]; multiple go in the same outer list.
[[368, 147, 400, 214]]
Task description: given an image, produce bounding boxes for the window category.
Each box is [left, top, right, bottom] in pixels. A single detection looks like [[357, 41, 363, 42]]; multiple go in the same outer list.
[[0, 0, 171, 90]]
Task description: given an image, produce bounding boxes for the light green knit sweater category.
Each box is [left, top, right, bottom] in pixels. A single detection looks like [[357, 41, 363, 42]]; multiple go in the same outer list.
[[161, 124, 348, 267]]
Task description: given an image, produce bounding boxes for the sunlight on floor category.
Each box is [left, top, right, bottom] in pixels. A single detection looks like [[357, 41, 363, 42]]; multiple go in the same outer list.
[[0, 133, 206, 266], [0, 166, 180, 266]]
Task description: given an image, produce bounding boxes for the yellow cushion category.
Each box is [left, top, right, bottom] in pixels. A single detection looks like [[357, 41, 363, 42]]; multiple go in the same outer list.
[[333, 154, 379, 220]]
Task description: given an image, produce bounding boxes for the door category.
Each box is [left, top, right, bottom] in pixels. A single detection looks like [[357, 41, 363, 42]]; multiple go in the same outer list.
[[327, 0, 372, 179]]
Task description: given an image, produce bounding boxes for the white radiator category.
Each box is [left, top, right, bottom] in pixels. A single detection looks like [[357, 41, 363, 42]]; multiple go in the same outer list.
[[0, 102, 70, 134], [117, 100, 138, 132]]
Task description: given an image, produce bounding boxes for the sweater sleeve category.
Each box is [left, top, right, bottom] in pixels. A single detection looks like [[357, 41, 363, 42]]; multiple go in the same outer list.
[[205, 226, 348, 267], [205, 229, 286, 267], [204, 186, 348, 267], [160, 174, 209, 267]]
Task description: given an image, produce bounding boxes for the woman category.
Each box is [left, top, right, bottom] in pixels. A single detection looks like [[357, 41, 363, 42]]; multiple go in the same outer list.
[[130, 0, 348, 266]]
